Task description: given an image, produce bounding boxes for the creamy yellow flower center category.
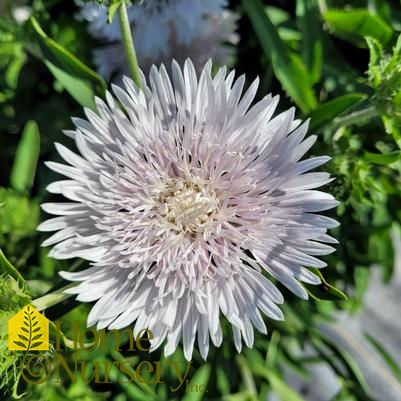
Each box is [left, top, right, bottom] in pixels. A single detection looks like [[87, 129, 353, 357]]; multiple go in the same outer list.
[[159, 181, 218, 232]]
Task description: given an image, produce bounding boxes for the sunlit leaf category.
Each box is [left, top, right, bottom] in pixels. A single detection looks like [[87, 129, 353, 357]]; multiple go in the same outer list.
[[323, 9, 393, 45]]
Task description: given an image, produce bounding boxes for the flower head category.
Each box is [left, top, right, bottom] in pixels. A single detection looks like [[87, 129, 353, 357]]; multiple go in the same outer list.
[[39, 60, 338, 360], [75, 0, 238, 80]]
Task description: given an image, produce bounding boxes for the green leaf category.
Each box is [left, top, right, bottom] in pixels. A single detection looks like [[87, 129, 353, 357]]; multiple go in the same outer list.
[[181, 364, 211, 401], [366, 37, 383, 86], [323, 9, 393, 45], [5, 45, 26, 89], [365, 333, 401, 381], [368, 228, 395, 282], [348, 266, 371, 312], [305, 269, 348, 301], [0, 188, 40, 237], [10, 120, 41, 193], [308, 93, 367, 131], [30, 17, 106, 109], [313, 333, 372, 396], [216, 366, 231, 395], [242, 0, 317, 113], [252, 367, 307, 401], [296, 0, 323, 84], [45, 61, 98, 110], [364, 151, 400, 165]]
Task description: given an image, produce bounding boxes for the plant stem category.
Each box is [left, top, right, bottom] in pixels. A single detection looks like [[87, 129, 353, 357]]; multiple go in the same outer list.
[[0, 249, 27, 291], [332, 105, 379, 128], [32, 283, 77, 311], [118, 1, 142, 88]]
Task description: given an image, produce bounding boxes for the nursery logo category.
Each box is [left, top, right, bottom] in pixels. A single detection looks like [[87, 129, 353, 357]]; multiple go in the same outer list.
[[8, 305, 49, 351], [7, 308, 204, 393]]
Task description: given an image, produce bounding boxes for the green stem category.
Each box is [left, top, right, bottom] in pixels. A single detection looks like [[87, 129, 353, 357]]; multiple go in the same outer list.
[[332, 105, 379, 128], [0, 249, 27, 291], [32, 283, 77, 311], [118, 1, 142, 88]]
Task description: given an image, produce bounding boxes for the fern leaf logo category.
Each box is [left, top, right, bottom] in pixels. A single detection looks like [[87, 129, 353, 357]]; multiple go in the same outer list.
[[8, 305, 49, 351]]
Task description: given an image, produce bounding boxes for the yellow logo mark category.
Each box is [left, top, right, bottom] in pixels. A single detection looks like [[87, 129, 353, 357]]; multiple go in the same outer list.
[[8, 305, 49, 351]]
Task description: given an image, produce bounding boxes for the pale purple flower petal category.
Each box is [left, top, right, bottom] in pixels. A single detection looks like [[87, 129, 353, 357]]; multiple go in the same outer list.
[[39, 59, 338, 360]]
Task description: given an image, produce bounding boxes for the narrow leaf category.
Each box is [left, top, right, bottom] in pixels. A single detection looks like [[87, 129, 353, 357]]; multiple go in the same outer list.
[[365, 333, 401, 381], [252, 367, 307, 401], [323, 9, 393, 44], [242, 0, 317, 113], [31, 342, 43, 348], [308, 93, 367, 131], [296, 0, 323, 84], [305, 269, 348, 301], [364, 151, 400, 165], [10, 120, 41, 193], [30, 17, 105, 109]]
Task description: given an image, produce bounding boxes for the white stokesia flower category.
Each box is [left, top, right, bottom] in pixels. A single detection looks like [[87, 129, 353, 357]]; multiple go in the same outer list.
[[39, 60, 339, 360], [75, 0, 238, 80]]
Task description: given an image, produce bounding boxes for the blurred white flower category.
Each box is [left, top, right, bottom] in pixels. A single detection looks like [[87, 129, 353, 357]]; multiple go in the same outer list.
[[39, 60, 338, 360], [12, 5, 31, 23], [75, 0, 238, 79]]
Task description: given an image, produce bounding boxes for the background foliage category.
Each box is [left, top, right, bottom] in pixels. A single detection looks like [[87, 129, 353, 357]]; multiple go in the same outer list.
[[1, 0, 401, 400]]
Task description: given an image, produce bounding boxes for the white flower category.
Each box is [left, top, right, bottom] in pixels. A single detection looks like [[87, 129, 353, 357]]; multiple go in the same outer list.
[[75, 0, 238, 79], [39, 60, 338, 360], [12, 6, 31, 24]]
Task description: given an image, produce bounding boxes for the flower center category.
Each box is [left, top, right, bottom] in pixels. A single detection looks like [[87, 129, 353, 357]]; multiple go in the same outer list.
[[159, 180, 218, 233]]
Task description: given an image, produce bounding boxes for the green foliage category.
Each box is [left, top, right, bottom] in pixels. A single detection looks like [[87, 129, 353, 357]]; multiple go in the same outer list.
[[307, 93, 367, 131], [242, 0, 317, 113], [0, 253, 31, 396], [30, 16, 106, 109], [367, 35, 401, 146], [0, 188, 40, 269], [323, 9, 393, 46]]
